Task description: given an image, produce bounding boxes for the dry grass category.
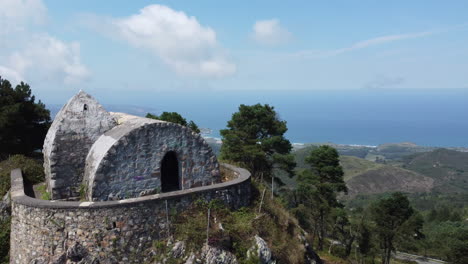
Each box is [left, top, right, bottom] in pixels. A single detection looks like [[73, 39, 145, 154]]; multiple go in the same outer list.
[[171, 182, 307, 263]]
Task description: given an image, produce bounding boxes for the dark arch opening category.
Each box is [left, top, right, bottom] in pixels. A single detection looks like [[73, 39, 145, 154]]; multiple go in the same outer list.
[[83, 104, 88, 111], [161, 151, 180, 192]]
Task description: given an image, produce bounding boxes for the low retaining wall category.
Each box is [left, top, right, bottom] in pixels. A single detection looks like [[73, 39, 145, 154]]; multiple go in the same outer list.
[[10, 164, 251, 264]]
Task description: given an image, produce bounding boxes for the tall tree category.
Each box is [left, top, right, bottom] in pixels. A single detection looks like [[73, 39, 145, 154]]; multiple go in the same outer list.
[[219, 104, 295, 179], [331, 208, 355, 257], [305, 145, 348, 250], [0, 77, 51, 159], [146, 112, 200, 133], [371, 192, 417, 264]]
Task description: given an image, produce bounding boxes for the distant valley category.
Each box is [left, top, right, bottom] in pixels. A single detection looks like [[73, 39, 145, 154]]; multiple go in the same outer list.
[[208, 140, 468, 200]]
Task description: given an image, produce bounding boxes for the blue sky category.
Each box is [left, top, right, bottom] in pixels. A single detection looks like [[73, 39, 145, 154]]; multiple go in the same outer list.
[[1, 0, 468, 103]]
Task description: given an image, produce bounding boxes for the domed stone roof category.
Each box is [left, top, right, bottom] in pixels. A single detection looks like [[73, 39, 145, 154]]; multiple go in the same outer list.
[[84, 113, 220, 201]]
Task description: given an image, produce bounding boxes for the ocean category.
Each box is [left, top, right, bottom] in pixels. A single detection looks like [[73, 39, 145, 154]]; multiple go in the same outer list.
[[50, 89, 468, 148]]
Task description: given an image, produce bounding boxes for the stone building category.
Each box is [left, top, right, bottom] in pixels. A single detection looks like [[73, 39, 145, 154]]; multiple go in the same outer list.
[[10, 91, 251, 263], [43, 91, 220, 201]]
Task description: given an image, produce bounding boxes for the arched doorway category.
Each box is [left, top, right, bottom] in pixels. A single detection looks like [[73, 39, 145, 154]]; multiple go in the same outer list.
[[160, 151, 180, 192]]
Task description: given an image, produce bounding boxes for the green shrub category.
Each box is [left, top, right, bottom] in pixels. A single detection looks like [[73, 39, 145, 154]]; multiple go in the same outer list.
[[170, 182, 305, 264], [0, 217, 10, 264], [37, 184, 50, 200], [0, 155, 44, 197]]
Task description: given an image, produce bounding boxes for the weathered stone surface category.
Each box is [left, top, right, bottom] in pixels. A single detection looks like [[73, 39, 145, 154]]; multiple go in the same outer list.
[[10, 165, 251, 264], [184, 253, 196, 264], [13, 91, 251, 263], [29, 258, 47, 264], [171, 241, 186, 259], [0, 191, 10, 221], [66, 242, 88, 262], [84, 114, 220, 201], [247, 235, 274, 264], [43, 91, 117, 199], [201, 244, 238, 264]]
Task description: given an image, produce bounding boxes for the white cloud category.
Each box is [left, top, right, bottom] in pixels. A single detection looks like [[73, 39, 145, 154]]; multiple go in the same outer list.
[[0, 66, 23, 84], [0, 35, 90, 85], [332, 32, 432, 55], [252, 19, 292, 46], [0, 0, 47, 35], [0, 0, 90, 85], [111, 4, 235, 78], [295, 31, 433, 59], [364, 75, 405, 89]]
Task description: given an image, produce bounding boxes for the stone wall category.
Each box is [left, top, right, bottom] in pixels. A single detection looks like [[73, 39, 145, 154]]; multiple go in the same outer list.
[[84, 116, 220, 201], [10, 164, 250, 264], [43, 91, 117, 200]]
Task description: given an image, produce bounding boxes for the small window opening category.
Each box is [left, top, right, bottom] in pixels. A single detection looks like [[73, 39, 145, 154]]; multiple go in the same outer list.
[[83, 104, 88, 111]]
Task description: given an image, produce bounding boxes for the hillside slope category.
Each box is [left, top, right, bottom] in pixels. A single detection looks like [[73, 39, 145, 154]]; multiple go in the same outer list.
[[293, 146, 434, 197], [339, 155, 383, 181], [345, 166, 434, 197], [401, 148, 468, 193]]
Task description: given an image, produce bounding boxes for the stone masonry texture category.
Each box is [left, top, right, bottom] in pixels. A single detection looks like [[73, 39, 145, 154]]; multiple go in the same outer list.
[[10, 165, 251, 264], [17, 91, 248, 264], [84, 116, 220, 201], [43, 91, 117, 200]]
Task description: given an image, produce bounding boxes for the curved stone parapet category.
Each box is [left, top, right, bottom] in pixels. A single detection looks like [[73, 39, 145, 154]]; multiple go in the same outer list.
[[84, 115, 220, 201], [10, 164, 250, 264]]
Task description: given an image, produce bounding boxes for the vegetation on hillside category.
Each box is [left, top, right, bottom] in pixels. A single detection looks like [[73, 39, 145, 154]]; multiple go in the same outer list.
[[0, 155, 45, 197], [297, 146, 347, 250], [370, 193, 423, 264], [0, 217, 10, 264], [400, 148, 468, 193], [146, 111, 200, 133], [0, 77, 51, 159], [0, 75, 467, 263], [164, 182, 307, 264], [0, 78, 49, 263], [0, 155, 45, 263], [219, 104, 296, 180]]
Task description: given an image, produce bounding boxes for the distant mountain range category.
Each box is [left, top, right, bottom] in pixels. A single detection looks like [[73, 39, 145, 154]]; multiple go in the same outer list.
[[292, 144, 468, 199], [293, 141, 468, 159]]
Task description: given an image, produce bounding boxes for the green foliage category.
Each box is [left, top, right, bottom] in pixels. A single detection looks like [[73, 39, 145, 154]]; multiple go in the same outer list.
[[187, 120, 200, 134], [37, 184, 51, 200], [146, 112, 200, 133], [0, 77, 51, 159], [356, 219, 373, 256], [448, 230, 468, 264], [171, 182, 305, 264], [79, 184, 87, 201], [219, 104, 295, 179], [370, 193, 419, 264], [417, 219, 468, 263], [291, 145, 348, 251], [306, 146, 348, 195], [0, 217, 10, 264], [330, 208, 355, 257], [0, 154, 45, 197], [401, 148, 468, 193]]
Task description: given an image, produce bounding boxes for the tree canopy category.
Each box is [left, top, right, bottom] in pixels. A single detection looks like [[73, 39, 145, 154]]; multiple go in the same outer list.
[[371, 192, 420, 264], [219, 104, 295, 178], [296, 145, 348, 250], [146, 111, 200, 133], [0, 77, 51, 159]]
